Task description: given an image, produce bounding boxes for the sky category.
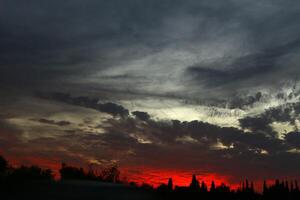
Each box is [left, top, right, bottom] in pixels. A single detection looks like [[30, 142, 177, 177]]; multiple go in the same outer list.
[[1, 0, 300, 188]]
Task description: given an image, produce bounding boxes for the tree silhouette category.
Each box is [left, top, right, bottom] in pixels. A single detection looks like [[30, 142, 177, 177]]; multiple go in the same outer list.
[[263, 180, 268, 195], [190, 174, 200, 190], [295, 180, 299, 191], [9, 165, 53, 181], [167, 178, 173, 191], [59, 163, 87, 180], [0, 155, 8, 173], [100, 165, 120, 183], [201, 181, 208, 192], [210, 181, 216, 192]]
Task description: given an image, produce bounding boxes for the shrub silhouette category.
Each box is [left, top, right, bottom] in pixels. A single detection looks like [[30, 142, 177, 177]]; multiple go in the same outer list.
[[59, 163, 87, 180], [100, 165, 120, 183], [59, 162, 120, 183], [9, 165, 54, 181]]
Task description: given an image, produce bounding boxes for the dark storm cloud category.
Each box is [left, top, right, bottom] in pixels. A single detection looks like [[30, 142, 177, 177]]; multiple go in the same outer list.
[[239, 116, 274, 135], [96, 115, 299, 180], [132, 111, 150, 121], [285, 132, 300, 148], [41, 93, 129, 117]]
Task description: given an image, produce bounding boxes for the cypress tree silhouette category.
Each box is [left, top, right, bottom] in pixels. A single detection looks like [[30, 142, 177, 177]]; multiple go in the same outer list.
[[295, 180, 299, 191], [242, 181, 245, 191], [291, 181, 294, 192], [210, 181, 216, 192], [281, 180, 285, 189], [0, 155, 8, 173], [275, 179, 280, 187], [250, 181, 254, 193], [245, 179, 249, 191], [167, 178, 173, 191], [263, 180, 268, 195], [190, 174, 200, 191], [201, 181, 208, 192], [285, 180, 289, 192]]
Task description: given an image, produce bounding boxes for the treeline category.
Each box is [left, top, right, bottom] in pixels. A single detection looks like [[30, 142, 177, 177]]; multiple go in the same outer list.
[[1, 155, 300, 200], [148, 174, 300, 200], [0, 155, 120, 183], [0, 156, 53, 182]]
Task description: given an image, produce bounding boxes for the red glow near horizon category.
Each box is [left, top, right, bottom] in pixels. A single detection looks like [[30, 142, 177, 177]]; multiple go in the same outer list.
[[121, 166, 235, 189], [5, 154, 233, 188], [2, 153, 276, 192]]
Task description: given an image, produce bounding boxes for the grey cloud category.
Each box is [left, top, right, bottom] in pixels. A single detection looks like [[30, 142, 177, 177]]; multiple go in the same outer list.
[[34, 118, 71, 126], [0, 0, 180, 87], [239, 100, 299, 136], [227, 92, 262, 109], [1, 0, 300, 100], [186, 39, 300, 90]]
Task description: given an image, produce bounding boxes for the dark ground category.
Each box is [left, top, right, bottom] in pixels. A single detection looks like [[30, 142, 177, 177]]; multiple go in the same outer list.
[[2, 180, 162, 200]]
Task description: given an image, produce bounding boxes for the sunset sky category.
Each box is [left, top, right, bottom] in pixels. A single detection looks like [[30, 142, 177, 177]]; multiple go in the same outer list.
[[1, 0, 300, 188]]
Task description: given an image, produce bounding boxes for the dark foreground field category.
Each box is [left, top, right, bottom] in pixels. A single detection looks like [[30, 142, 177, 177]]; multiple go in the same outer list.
[[1, 180, 162, 200]]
